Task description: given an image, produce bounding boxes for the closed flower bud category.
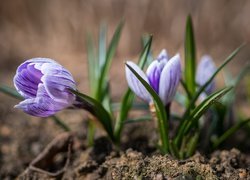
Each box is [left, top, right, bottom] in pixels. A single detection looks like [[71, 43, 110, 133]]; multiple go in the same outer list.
[[125, 49, 181, 105], [196, 55, 216, 95], [14, 58, 76, 117]]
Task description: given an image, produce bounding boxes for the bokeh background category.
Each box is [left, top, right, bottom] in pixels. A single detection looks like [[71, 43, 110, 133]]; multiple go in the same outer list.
[[1, 0, 249, 116], [0, 0, 249, 176], [1, 0, 250, 91]]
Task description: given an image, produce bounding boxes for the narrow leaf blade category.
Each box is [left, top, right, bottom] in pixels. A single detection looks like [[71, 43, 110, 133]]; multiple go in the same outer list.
[[184, 15, 196, 98], [96, 21, 124, 101], [212, 118, 250, 149], [175, 87, 233, 146], [0, 84, 23, 100]]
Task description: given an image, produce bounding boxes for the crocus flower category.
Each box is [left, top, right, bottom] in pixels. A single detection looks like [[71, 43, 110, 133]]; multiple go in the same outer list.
[[125, 49, 182, 105], [196, 55, 216, 95], [14, 58, 76, 117]]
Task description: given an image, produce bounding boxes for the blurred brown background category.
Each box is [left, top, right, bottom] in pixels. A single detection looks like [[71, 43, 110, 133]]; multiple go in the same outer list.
[[0, 2, 249, 175], [0, 0, 249, 100]]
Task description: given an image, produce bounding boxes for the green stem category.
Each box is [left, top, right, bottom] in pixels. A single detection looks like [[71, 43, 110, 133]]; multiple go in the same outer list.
[[114, 90, 134, 144], [51, 116, 71, 132], [87, 120, 96, 146], [169, 141, 180, 159], [186, 131, 199, 157], [151, 102, 169, 154]]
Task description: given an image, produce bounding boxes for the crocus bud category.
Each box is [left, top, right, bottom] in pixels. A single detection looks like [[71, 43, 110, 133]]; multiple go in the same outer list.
[[125, 49, 181, 105], [14, 58, 76, 117], [196, 55, 216, 95]]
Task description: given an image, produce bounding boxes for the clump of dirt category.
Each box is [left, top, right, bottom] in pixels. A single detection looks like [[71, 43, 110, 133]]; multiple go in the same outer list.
[[17, 134, 250, 180]]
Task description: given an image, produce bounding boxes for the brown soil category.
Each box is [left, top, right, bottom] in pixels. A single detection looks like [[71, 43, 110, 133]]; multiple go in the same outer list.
[[17, 134, 250, 180], [1, 120, 247, 180]]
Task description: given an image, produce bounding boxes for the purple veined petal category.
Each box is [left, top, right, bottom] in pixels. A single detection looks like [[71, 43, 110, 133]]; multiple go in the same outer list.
[[16, 61, 30, 73], [36, 83, 71, 108], [13, 68, 41, 98], [159, 54, 181, 105], [14, 97, 65, 117], [146, 49, 169, 93], [14, 83, 71, 117], [196, 55, 216, 94], [146, 61, 161, 93], [27, 63, 43, 80], [40, 62, 75, 82], [157, 49, 168, 62], [125, 61, 151, 103], [28, 58, 58, 70], [41, 74, 76, 104]]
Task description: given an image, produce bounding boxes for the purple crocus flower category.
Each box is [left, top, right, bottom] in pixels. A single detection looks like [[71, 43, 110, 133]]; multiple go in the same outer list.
[[14, 58, 76, 117], [196, 55, 216, 95], [125, 49, 182, 105]]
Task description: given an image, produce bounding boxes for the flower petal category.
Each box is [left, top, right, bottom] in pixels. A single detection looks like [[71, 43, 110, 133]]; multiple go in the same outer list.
[[157, 49, 168, 62], [196, 55, 216, 94], [14, 97, 63, 117], [159, 54, 181, 105], [41, 74, 76, 104], [14, 68, 41, 98], [125, 61, 151, 102], [14, 83, 71, 117], [146, 55, 168, 93]]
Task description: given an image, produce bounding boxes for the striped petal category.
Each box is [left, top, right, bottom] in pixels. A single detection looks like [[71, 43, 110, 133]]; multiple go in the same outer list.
[[13, 58, 77, 117], [125, 61, 151, 103], [156, 49, 168, 62], [159, 54, 181, 105]]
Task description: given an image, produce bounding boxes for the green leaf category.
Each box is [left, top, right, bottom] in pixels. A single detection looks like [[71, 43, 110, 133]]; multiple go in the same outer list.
[[70, 89, 115, 142], [169, 141, 180, 159], [181, 44, 245, 124], [102, 82, 113, 115], [125, 62, 169, 154], [184, 15, 196, 98], [99, 23, 107, 69], [95, 20, 124, 101], [86, 33, 98, 95], [141, 34, 153, 65], [138, 35, 153, 68], [185, 87, 233, 133], [212, 118, 250, 149], [175, 87, 233, 146], [0, 84, 23, 100]]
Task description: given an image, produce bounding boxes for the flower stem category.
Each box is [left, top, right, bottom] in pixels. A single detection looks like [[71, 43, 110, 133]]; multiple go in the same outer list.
[[51, 116, 71, 132], [150, 102, 169, 153], [87, 120, 96, 146]]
